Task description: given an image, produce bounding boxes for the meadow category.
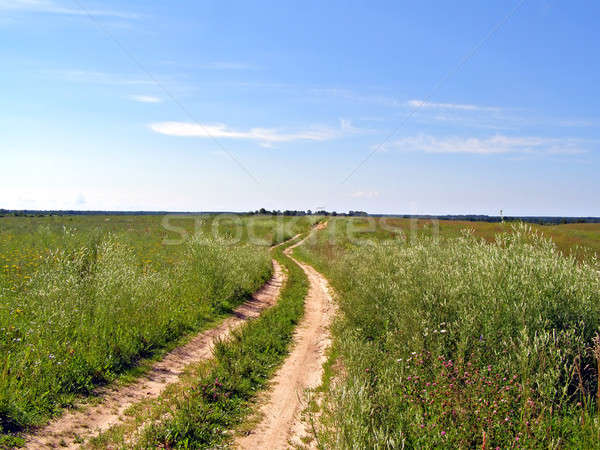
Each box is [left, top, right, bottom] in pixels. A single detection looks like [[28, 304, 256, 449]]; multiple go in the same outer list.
[[135, 234, 309, 448], [2, 214, 600, 448], [0, 214, 317, 443], [295, 218, 600, 448], [335, 217, 600, 261]]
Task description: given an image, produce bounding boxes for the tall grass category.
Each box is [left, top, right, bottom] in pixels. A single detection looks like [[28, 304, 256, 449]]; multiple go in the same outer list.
[[299, 223, 600, 448], [0, 229, 271, 437], [139, 235, 309, 448]]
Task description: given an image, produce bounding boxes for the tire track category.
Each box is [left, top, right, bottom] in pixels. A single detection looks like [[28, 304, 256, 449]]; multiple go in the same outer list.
[[24, 256, 287, 449], [235, 228, 334, 449]]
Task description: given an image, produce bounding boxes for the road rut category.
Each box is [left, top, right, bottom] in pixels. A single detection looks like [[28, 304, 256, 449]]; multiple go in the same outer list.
[[235, 233, 334, 449], [24, 259, 286, 449]]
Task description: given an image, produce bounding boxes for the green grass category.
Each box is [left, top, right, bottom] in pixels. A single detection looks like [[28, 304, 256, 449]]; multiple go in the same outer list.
[[323, 216, 600, 261], [296, 219, 600, 448], [3, 214, 597, 447], [0, 215, 317, 444], [139, 234, 309, 448]]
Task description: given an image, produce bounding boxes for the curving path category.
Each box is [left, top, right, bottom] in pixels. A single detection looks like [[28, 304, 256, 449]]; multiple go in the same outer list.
[[23, 228, 334, 449], [235, 228, 335, 449], [24, 258, 287, 449]]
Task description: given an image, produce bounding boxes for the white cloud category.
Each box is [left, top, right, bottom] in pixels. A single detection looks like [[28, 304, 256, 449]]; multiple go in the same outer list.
[[149, 121, 353, 145], [406, 99, 500, 112], [0, 0, 139, 18], [351, 191, 380, 199], [46, 69, 153, 85], [387, 134, 588, 155], [339, 118, 370, 134], [310, 89, 503, 114], [556, 118, 600, 128], [310, 88, 403, 108], [198, 62, 259, 70], [129, 95, 162, 103]]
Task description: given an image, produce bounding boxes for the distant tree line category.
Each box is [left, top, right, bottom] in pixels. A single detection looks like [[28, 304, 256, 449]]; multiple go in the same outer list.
[[378, 214, 600, 225], [248, 208, 368, 217], [1, 209, 599, 224], [0, 209, 219, 217]]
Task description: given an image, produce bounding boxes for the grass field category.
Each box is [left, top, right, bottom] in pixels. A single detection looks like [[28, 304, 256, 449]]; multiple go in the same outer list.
[[324, 217, 600, 261], [2, 214, 600, 448], [295, 218, 600, 448], [137, 234, 310, 448], [0, 214, 317, 444]]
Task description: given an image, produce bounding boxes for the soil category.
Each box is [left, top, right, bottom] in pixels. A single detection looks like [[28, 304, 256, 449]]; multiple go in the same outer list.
[[234, 232, 335, 449], [24, 259, 286, 449]]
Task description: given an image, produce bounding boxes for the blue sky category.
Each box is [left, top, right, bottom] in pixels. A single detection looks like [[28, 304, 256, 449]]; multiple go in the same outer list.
[[1, 0, 599, 215]]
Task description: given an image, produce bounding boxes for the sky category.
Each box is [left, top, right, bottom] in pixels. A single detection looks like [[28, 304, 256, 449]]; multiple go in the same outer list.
[[1, 0, 599, 216]]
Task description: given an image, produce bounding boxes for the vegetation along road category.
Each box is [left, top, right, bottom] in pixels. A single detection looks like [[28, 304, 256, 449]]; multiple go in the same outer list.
[[3, 215, 600, 448], [236, 222, 334, 449], [13, 219, 335, 449], [25, 257, 286, 448]]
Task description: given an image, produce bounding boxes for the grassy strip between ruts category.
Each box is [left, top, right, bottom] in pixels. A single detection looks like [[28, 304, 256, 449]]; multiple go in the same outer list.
[[136, 234, 309, 448]]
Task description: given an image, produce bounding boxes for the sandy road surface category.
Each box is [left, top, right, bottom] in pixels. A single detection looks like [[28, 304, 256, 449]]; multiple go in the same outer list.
[[24, 259, 286, 449], [235, 231, 335, 450]]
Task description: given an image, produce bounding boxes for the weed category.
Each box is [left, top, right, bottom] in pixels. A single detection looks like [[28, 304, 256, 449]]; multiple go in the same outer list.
[[140, 235, 309, 448], [0, 215, 316, 440], [297, 220, 600, 448]]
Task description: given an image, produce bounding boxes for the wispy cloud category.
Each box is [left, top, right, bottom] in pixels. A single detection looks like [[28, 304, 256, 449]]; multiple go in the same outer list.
[[129, 95, 162, 103], [407, 99, 500, 112], [387, 134, 589, 155], [0, 0, 139, 19], [351, 190, 380, 199], [555, 118, 600, 128], [149, 122, 344, 145], [46, 69, 153, 86], [339, 118, 370, 134], [198, 61, 260, 70], [310, 89, 502, 113], [310, 88, 403, 108]]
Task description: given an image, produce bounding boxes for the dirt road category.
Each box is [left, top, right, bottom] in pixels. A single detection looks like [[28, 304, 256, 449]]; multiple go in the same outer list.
[[24, 259, 286, 449], [23, 228, 334, 449], [235, 233, 335, 449]]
